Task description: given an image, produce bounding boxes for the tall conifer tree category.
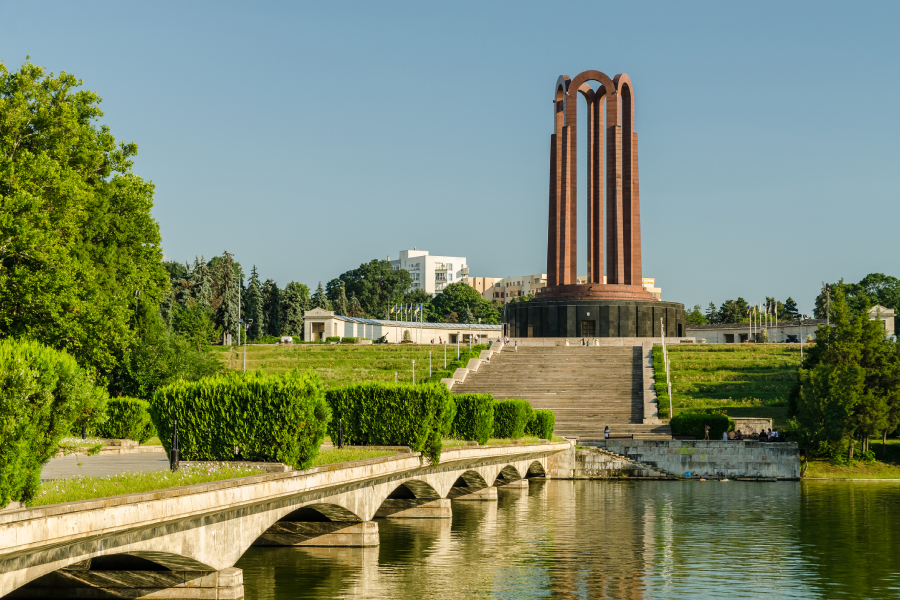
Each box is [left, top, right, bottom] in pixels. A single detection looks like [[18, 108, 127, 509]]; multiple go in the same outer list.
[[246, 266, 264, 340], [262, 279, 281, 336], [281, 282, 310, 336]]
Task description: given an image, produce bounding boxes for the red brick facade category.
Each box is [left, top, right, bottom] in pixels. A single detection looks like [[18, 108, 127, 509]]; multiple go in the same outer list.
[[545, 70, 648, 300]]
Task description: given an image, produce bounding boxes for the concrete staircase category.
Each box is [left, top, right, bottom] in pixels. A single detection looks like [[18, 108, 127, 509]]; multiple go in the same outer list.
[[452, 345, 672, 439], [576, 446, 679, 479]]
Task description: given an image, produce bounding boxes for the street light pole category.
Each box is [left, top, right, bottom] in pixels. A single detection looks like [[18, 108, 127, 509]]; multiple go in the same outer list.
[[243, 319, 253, 372]]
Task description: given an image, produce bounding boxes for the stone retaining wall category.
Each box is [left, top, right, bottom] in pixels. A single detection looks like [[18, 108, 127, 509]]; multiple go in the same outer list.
[[585, 440, 800, 479]]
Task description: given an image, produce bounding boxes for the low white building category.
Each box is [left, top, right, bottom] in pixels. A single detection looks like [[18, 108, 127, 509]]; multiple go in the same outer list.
[[303, 308, 501, 344], [390, 249, 468, 295], [686, 305, 896, 343]]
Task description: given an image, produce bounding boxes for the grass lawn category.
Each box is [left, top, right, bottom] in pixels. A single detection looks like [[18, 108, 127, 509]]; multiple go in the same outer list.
[[661, 344, 801, 428], [28, 462, 266, 507], [211, 343, 476, 388], [804, 438, 900, 479], [309, 448, 396, 466]]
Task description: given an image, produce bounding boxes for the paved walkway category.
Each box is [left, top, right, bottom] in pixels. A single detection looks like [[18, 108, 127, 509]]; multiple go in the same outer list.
[[41, 454, 170, 481]]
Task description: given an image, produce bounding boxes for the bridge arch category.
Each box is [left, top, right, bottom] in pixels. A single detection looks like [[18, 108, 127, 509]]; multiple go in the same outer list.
[[493, 464, 524, 486], [526, 460, 547, 478]]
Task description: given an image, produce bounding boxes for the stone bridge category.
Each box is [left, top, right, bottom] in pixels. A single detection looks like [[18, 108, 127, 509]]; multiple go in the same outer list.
[[0, 442, 573, 599]]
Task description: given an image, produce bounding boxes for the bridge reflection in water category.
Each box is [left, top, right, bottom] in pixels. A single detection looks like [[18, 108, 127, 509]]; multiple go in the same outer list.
[[237, 481, 900, 600]]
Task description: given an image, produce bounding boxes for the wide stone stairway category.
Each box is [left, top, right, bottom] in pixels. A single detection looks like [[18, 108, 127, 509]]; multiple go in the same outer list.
[[453, 345, 672, 439]]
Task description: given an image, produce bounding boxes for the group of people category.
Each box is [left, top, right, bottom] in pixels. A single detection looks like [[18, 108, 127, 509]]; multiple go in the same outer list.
[[497, 336, 516, 351], [718, 428, 780, 442]]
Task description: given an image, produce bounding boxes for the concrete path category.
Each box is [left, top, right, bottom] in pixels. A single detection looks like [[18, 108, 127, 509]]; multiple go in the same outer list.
[[41, 454, 170, 481]]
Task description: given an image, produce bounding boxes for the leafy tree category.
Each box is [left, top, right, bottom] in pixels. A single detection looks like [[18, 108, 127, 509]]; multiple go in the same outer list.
[[784, 297, 800, 320], [281, 282, 309, 336], [215, 252, 240, 343], [718, 298, 749, 324], [172, 303, 219, 351], [347, 294, 364, 318], [431, 282, 499, 324], [311, 281, 332, 311], [705, 302, 719, 324], [445, 311, 459, 324], [108, 305, 220, 399], [686, 304, 708, 325], [0, 60, 169, 380], [509, 293, 535, 304], [191, 256, 212, 308], [333, 282, 350, 316], [404, 288, 433, 322], [331, 260, 412, 317], [261, 279, 281, 336], [850, 273, 900, 312], [791, 283, 900, 458], [813, 283, 830, 319], [245, 266, 264, 339]]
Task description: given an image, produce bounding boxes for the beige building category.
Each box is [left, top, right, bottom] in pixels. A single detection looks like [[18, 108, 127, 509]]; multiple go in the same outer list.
[[464, 276, 498, 296], [483, 274, 548, 303]]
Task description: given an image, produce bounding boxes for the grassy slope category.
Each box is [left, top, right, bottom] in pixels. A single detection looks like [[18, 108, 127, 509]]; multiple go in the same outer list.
[[210, 343, 473, 388], [665, 344, 801, 428]]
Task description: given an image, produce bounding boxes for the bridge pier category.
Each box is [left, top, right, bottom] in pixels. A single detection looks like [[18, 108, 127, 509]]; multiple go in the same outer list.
[[254, 521, 379, 547], [374, 498, 451, 518], [497, 479, 529, 489], [449, 486, 498, 501], [9, 566, 244, 600]]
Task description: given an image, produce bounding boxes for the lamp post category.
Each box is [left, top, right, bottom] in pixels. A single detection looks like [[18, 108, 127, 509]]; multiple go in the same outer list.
[[242, 319, 253, 372], [412, 360, 416, 384], [170, 418, 180, 471]]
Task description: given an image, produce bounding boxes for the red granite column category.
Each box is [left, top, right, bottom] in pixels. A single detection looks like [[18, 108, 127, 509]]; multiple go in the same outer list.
[[588, 92, 604, 284], [606, 93, 624, 285], [630, 130, 643, 285], [620, 81, 634, 285], [547, 132, 558, 287]]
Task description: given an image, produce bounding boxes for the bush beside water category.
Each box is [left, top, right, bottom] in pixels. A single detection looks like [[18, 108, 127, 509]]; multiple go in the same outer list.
[[0, 339, 108, 508], [451, 394, 495, 445], [150, 370, 330, 470], [326, 382, 455, 463], [492, 399, 532, 439], [526, 409, 555, 440]]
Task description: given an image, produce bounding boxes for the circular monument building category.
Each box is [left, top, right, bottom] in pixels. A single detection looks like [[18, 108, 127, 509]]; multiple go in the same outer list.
[[504, 70, 685, 339]]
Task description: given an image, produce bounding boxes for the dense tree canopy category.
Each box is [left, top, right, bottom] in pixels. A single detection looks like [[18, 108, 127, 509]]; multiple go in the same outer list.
[[430, 282, 499, 324], [791, 284, 900, 459], [329, 260, 412, 318], [0, 60, 168, 380]]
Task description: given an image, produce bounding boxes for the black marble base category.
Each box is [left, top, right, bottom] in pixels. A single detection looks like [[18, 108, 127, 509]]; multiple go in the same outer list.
[[503, 298, 686, 339]]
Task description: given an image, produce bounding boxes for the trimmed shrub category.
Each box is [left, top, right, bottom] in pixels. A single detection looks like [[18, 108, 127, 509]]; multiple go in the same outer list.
[[526, 409, 555, 440], [325, 336, 340, 342], [340, 337, 357, 343], [0, 339, 108, 508], [492, 399, 531, 439], [652, 345, 670, 418], [150, 370, 330, 470], [326, 383, 455, 463], [451, 394, 494, 444], [670, 412, 734, 440], [95, 397, 156, 443]]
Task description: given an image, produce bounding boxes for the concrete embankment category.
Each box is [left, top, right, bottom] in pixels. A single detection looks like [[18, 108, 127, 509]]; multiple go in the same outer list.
[[577, 440, 800, 480]]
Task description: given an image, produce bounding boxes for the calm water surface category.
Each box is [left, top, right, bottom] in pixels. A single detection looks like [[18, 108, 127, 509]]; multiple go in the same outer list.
[[236, 481, 900, 599]]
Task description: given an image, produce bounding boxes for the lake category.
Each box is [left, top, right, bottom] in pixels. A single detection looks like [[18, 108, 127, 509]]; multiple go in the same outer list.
[[236, 480, 900, 599]]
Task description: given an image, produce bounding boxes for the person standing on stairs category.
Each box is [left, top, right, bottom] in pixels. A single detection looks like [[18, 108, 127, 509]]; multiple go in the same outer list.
[[704, 425, 710, 440], [604, 426, 610, 439], [514, 340, 518, 353]]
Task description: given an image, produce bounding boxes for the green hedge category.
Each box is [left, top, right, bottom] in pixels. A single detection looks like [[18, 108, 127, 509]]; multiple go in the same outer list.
[[526, 409, 555, 440], [326, 336, 340, 342], [0, 339, 108, 508], [325, 383, 455, 463], [652, 345, 670, 418], [670, 412, 734, 440], [95, 397, 156, 443], [492, 398, 531, 439], [451, 393, 494, 444], [150, 370, 330, 470], [340, 337, 357, 343]]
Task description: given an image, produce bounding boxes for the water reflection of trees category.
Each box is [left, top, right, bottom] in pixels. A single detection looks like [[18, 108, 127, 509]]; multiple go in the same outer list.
[[799, 481, 900, 598]]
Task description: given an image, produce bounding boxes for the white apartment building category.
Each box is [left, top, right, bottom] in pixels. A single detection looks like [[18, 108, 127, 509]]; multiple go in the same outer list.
[[483, 274, 662, 303], [390, 249, 468, 295]]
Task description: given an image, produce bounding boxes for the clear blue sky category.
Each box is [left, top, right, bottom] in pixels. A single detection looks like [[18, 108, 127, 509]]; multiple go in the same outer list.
[[3, 1, 898, 315]]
